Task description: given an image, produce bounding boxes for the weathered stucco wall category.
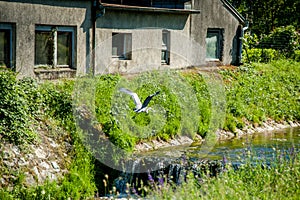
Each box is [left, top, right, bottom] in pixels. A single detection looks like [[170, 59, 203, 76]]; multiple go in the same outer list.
[[192, 0, 241, 66], [94, 9, 204, 74], [0, 0, 92, 77], [0, 0, 243, 78]]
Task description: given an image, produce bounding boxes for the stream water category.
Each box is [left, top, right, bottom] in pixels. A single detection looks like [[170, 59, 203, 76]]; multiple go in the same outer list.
[[109, 127, 300, 196], [137, 127, 300, 163], [195, 127, 300, 163]]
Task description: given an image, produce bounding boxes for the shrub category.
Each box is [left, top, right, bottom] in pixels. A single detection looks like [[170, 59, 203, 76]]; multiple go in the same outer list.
[[259, 25, 300, 56], [243, 26, 300, 63], [292, 50, 300, 61], [39, 80, 75, 132], [222, 60, 300, 127], [242, 48, 279, 63], [0, 70, 38, 144]]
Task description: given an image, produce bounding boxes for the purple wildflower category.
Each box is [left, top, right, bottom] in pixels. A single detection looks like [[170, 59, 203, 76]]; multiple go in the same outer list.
[[158, 177, 164, 187], [222, 155, 228, 165], [147, 170, 154, 184], [131, 184, 138, 195], [181, 154, 187, 165], [289, 147, 295, 158]]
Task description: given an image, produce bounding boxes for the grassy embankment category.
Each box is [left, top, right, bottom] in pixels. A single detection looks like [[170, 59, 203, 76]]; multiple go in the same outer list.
[[148, 152, 300, 200], [0, 59, 299, 199]]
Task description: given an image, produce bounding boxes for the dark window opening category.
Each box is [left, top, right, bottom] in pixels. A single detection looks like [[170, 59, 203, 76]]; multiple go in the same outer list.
[[0, 24, 14, 69], [35, 26, 75, 68], [57, 32, 72, 66], [206, 28, 224, 61], [161, 30, 170, 65], [35, 31, 53, 65], [112, 33, 132, 60]]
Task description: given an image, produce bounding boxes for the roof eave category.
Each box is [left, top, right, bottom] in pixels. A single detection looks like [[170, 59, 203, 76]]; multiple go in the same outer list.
[[102, 3, 201, 15], [220, 0, 246, 25]]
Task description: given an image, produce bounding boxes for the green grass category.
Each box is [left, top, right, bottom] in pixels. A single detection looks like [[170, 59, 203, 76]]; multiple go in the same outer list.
[[2, 60, 299, 150], [221, 59, 300, 132], [0, 74, 96, 199], [0, 59, 299, 198]]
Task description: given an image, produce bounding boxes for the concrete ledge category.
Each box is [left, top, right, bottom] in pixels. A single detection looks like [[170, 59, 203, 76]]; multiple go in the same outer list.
[[103, 3, 201, 14], [34, 68, 76, 80]]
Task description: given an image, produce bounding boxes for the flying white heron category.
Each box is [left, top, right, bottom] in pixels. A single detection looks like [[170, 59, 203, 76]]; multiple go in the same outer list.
[[119, 88, 160, 113]]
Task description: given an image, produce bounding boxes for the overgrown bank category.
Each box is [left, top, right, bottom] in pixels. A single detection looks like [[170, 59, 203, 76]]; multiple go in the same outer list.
[[148, 151, 300, 200], [0, 59, 299, 198]]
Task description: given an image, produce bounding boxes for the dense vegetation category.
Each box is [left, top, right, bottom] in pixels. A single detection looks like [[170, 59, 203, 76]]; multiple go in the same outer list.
[[0, 58, 299, 198], [89, 60, 300, 149], [222, 60, 300, 132], [149, 151, 300, 200], [0, 71, 39, 144], [1, 1, 299, 196], [228, 0, 300, 35], [0, 72, 96, 199], [242, 26, 300, 63]]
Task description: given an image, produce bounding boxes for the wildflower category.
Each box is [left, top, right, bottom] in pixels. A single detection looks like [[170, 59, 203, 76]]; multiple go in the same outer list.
[[147, 170, 154, 184], [158, 176, 164, 187], [103, 179, 107, 187], [289, 147, 295, 158], [131, 184, 138, 195], [125, 183, 130, 194], [112, 186, 116, 194], [222, 155, 228, 165]]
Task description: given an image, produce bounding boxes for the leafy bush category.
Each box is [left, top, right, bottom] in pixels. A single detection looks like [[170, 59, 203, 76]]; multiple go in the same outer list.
[[242, 48, 279, 63], [222, 60, 300, 131], [0, 70, 39, 144], [242, 26, 300, 63], [292, 50, 300, 61], [259, 25, 300, 56], [39, 80, 75, 132]]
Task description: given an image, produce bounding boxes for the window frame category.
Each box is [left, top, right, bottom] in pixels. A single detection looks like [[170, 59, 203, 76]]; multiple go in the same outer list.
[[35, 25, 75, 68], [205, 28, 224, 61], [112, 32, 132, 60], [0, 23, 15, 69], [161, 30, 170, 65]]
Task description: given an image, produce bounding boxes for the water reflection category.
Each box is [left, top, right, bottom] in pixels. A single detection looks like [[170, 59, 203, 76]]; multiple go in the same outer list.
[[198, 127, 300, 163], [136, 127, 300, 165]]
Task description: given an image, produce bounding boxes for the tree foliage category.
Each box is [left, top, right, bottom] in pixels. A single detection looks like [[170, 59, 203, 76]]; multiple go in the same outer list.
[[228, 0, 300, 35]]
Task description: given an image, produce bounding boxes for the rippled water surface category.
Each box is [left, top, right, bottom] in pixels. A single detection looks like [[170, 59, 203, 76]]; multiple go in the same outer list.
[[194, 127, 300, 163], [139, 127, 300, 163]]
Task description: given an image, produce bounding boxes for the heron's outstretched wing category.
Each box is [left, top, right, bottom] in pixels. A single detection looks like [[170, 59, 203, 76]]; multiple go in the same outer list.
[[141, 91, 160, 109], [119, 88, 142, 109]]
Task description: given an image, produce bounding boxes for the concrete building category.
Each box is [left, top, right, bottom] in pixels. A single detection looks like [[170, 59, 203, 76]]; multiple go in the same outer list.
[[0, 0, 246, 79]]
